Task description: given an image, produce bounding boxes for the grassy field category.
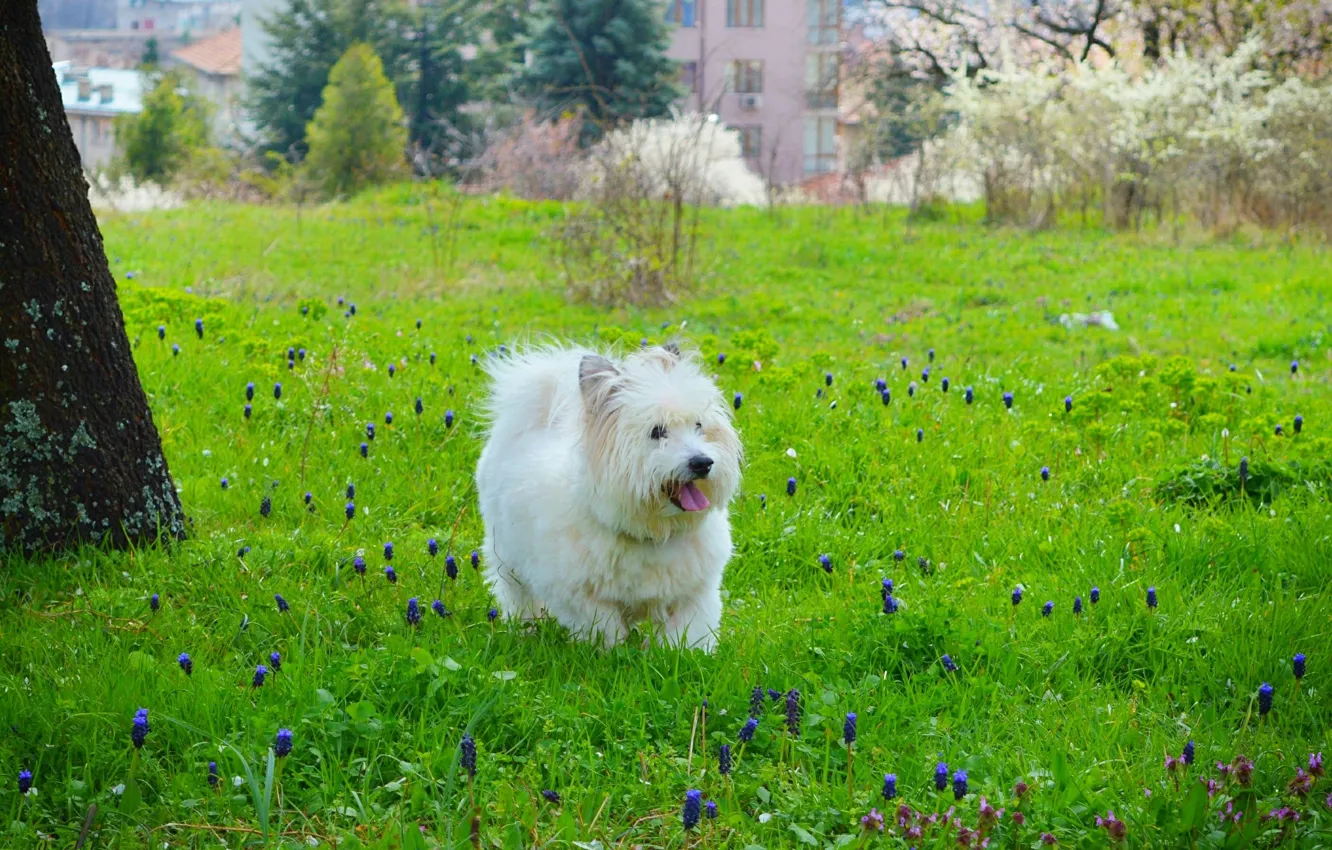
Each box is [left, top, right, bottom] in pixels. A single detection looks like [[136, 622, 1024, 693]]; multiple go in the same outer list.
[[4, 188, 1332, 848]]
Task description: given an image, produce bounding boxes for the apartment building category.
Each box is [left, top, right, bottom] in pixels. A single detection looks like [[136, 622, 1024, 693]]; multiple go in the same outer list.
[[664, 0, 840, 185]]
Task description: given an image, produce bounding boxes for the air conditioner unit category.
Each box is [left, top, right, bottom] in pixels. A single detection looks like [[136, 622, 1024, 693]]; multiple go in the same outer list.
[[738, 94, 762, 112]]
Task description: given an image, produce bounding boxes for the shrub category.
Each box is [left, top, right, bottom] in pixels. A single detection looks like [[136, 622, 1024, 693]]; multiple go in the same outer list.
[[303, 43, 407, 198], [556, 113, 763, 306], [936, 40, 1332, 234]]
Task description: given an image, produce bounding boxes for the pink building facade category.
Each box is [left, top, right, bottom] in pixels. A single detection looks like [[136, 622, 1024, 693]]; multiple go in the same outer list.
[[664, 0, 840, 185]]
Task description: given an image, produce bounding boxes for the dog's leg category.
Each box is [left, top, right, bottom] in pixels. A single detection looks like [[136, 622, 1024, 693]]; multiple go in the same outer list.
[[544, 593, 629, 650], [661, 589, 721, 652], [487, 562, 543, 621]]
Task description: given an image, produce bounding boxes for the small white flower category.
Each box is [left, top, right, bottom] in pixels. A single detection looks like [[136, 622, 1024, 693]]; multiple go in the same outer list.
[[202, 449, 212, 457], [758, 812, 772, 823], [1174, 524, 1181, 533], [233, 776, 245, 788], [111, 784, 126, 796], [786, 448, 797, 458]]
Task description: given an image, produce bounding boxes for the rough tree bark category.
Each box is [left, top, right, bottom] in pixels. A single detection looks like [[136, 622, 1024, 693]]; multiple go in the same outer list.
[[0, 1, 186, 553]]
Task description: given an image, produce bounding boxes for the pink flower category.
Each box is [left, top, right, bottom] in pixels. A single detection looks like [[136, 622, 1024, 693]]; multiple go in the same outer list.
[[1041, 833, 1057, 845]]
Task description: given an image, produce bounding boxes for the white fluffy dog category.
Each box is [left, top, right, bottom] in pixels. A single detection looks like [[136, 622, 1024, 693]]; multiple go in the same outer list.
[[475, 344, 742, 651]]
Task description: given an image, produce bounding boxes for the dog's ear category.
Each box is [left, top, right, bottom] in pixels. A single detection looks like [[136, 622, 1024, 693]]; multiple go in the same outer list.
[[661, 342, 681, 359], [579, 354, 619, 408]]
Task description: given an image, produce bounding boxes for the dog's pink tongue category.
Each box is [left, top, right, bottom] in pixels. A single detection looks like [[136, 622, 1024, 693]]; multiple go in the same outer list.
[[678, 482, 710, 512]]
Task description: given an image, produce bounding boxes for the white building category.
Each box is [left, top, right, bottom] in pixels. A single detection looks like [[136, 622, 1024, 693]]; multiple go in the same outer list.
[[53, 61, 144, 170]]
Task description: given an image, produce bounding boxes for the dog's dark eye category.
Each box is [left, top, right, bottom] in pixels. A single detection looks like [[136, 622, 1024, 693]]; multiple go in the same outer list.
[[650, 425, 667, 440], [695, 421, 703, 432]]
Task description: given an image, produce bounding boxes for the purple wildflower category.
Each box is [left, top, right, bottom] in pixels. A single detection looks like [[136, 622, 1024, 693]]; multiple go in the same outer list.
[[178, 652, 192, 675], [275, 728, 293, 758], [253, 665, 268, 687], [1258, 682, 1273, 715], [883, 773, 897, 800], [683, 789, 702, 830], [406, 597, 421, 626], [132, 708, 149, 748], [843, 712, 857, 745], [460, 733, 477, 778], [785, 689, 801, 736], [739, 717, 758, 742]]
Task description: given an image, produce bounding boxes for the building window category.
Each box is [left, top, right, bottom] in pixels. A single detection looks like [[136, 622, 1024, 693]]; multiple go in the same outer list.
[[679, 60, 698, 93], [804, 115, 836, 174], [805, 52, 838, 109], [664, 0, 696, 27], [727, 0, 764, 27], [724, 60, 763, 94], [736, 125, 762, 159], [806, 0, 838, 44]]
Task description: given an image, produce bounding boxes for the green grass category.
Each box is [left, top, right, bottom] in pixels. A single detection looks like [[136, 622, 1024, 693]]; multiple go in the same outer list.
[[4, 188, 1332, 848]]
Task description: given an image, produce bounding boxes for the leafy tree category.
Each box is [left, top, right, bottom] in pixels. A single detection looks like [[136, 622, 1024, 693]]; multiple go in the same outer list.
[[247, 0, 523, 168], [141, 36, 159, 68], [247, 0, 410, 160], [519, 0, 680, 141], [114, 70, 211, 183], [303, 42, 407, 196]]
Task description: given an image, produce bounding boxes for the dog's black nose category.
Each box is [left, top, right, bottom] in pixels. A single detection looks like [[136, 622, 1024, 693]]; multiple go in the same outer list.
[[688, 455, 714, 478]]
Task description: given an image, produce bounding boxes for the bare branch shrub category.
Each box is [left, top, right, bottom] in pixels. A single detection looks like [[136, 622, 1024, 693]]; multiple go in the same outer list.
[[473, 111, 584, 200], [556, 112, 763, 306]]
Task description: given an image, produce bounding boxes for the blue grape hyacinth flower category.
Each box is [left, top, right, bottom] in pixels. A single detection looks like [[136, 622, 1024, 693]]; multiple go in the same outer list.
[[432, 599, 449, 618], [1258, 682, 1273, 715], [1090, 586, 1100, 604], [460, 733, 477, 778], [935, 762, 948, 791], [253, 665, 268, 688], [275, 594, 289, 613], [785, 689, 801, 736], [1294, 653, 1306, 679], [941, 654, 958, 672], [843, 712, 857, 745], [882, 773, 897, 800], [406, 597, 421, 626], [739, 717, 758, 742], [178, 652, 192, 675], [819, 554, 832, 573], [131, 708, 149, 749], [787, 477, 797, 496], [719, 744, 732, 775], [683, 789, 702, 830], [275, 728, 293, 758], [1147, 586, 1158, 608], [1003, 391, 1014, 409], [953, 769, 968, 799], [384, 566, 397, 584]]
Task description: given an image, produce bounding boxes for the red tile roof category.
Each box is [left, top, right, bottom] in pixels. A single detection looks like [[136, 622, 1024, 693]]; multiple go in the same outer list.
[[170, 28, 240, 76]]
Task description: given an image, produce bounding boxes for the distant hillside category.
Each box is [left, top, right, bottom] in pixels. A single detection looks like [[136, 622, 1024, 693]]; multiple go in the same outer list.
[[39, 0, 117, 29]]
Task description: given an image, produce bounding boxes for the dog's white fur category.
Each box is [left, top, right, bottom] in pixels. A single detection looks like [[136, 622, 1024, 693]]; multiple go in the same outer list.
[[475, 344, 742, 651]]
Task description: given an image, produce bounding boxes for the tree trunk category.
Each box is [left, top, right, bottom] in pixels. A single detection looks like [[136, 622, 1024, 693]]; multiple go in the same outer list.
[[0, 0, 186, 553]]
